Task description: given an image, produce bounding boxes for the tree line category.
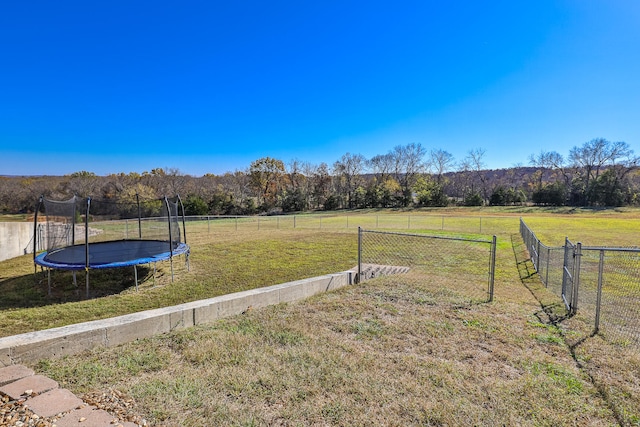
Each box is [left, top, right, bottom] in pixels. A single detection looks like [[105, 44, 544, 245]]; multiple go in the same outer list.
[[1, 138, 639, 216]]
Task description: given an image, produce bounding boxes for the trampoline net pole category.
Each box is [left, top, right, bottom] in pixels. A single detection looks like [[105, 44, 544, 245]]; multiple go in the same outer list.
[[71, 195, 76, 245], [33, 196, 43, 280], [177, 195, 187, 245], [85, 198, 91, 298], [163, 196, 176, 282], [33, 196, 43, 264], [136, 193, 142, 239]]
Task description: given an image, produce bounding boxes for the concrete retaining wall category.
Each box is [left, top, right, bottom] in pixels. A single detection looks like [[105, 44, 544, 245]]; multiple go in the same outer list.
[[0, 222, 33, 262], [0, 271, 354, 366]]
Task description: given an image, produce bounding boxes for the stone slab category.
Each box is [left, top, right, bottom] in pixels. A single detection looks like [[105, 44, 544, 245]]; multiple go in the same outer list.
[[0, 364, 34, 386], [0, 374, 58, 400], [26, 388, 84, 418], [56, 404, 137, 427]]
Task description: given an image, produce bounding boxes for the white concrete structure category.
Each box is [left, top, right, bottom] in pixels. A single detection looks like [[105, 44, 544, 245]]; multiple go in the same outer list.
[[0, 222, 33, 262], [0, 271, 355, 366]]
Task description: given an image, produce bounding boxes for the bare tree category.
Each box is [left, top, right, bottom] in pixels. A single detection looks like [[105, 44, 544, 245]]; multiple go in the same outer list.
[[569, 138, 636, 205], [465, 148, 490, 203], [368, 153, 394, 183], [64, 171, 101, 198], [391, 143, 428, 206], [333, 153, 366, 209], [285, 159, 304, 191], [249, 157, 285, 208], [429, 149, 455, 183]]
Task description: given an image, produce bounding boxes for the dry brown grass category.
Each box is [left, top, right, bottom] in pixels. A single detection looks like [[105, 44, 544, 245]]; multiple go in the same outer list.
[[15, 209, 640, 425], [35, 266, 625, 426]]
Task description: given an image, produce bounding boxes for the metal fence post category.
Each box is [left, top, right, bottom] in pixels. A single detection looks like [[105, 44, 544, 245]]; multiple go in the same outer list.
[[594, 250, 605, 333], [357, 227, 362, 284], [545, 247, 550, 287], [571, 242, 582, 315], [489, 235, 497, 302], [562, 237, 570, 308]]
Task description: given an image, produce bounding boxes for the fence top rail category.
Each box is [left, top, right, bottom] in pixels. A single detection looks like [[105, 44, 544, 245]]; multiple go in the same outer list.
[[360, 228, 494, 244], [580, 245, 640, 253], [520, 218, 564, 250], [521, 218, 640, 253]]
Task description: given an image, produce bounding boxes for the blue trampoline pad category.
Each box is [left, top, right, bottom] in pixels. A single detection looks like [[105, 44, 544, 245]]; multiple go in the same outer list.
[[35, 240, 189, 270]]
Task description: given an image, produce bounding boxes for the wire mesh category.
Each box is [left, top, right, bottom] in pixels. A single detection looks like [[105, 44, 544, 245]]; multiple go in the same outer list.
[[582, 247, 640, 347], [358, 229, 495, 304], [521, 218, 640, 348], [40, 196, 78, 251], [565, 240, 581, 313], [520, 219, 569, 308]]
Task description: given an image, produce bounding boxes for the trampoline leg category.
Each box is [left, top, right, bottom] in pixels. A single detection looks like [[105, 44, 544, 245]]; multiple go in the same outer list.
[[73, 271, 77, 287], [170, 258, 175, 282], [47, 269, 51, 297], [134, 265, 139, 292], [85, 269, 89, 299], [153, 263, 156, 287]]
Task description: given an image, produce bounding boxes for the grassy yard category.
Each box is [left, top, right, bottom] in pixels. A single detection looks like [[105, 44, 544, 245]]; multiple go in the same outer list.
[[0, 229, 357, 337], [1, 208, 640, 425]]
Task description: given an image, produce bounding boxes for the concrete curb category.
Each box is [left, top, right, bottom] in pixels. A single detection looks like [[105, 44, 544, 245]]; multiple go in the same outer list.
[[0, 271, 354, 366]]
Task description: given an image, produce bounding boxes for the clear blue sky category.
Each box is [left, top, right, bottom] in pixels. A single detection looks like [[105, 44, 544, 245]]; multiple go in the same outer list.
[[2, 1, 639, 176]]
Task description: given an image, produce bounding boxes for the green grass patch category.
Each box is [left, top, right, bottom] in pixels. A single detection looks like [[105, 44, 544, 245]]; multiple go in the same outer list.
[[0, 229, 357, 337]]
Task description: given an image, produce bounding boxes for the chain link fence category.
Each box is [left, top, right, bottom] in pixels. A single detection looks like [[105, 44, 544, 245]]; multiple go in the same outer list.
[[357, 228, 496, 304], [521, 218, 640, 347], [181, 214, 516, 235]]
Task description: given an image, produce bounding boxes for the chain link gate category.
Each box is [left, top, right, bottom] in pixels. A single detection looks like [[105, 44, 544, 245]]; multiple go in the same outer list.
[[521, 218, 640, 347], [357, 228, 496, 303]]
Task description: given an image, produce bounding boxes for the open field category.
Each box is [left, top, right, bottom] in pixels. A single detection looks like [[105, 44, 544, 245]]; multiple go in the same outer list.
[[2, 208, 640, 425]]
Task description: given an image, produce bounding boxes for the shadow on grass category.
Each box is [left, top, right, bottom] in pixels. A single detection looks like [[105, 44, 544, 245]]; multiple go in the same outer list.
[[510, 233, 571, 324], [511, 233, 635, 427], [0, 266, 153, 309]]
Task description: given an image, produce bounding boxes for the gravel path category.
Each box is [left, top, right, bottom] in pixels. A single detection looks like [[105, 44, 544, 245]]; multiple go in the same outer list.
[[1, 383, 148, 426]]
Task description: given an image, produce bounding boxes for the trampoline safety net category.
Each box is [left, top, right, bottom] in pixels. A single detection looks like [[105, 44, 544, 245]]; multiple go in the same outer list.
[[33, 194, 189, 278]]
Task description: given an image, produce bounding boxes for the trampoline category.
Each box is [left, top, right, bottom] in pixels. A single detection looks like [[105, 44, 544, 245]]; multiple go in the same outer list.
[[35, 240, 190, 270], [33, 195, 190, 296]]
